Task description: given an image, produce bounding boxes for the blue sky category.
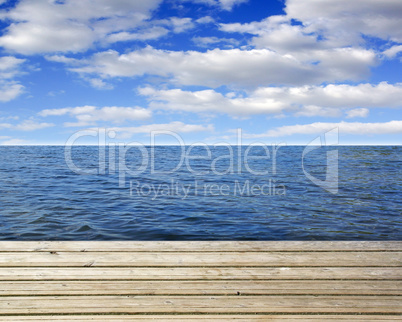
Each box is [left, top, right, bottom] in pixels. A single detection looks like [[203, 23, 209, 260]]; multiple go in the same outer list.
[[0, 0, 401, 145]]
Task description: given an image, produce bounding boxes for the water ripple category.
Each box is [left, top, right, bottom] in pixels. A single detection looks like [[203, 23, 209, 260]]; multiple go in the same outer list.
[[0, 146, 400, 240]]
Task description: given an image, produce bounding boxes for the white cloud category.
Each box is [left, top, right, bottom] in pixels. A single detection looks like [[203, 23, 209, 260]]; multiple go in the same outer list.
[[253, 82, 402, 109], [47, 90, 65, 97], [0, 123, 12, 130], [139, 82, 402, 117], [192, 36, 240, 48], [294, 105, 341, 118], [285, 0, 402, 45], [104, 17, 200, 45], [45, 55, 82, 65], [105, 27, 169, 44], [250, 23, 322, 53], [0, 0, 163, 54], [383, 45, 402, 59], [180, 0, 249, 11], [0, 20, 95, 54], [0, 82, 24, 102], [220, 14, 380, 80], [31, 0, 397, 91], [196, 16, 214, 24], [218, 0, 249, 10], [0, 56, 26, 79], [346, 108, 369, 119], [169, 17, 195, 33], [247, 120, 402, 138], [0, 116, 19, 121], [109, 121, 214, 139], [14, 120, 54, 131], [220, 1, 402, 70], [220, 15, 323, 54], [0, 119, 54, 131], [0, 138, 29, 145], [63, 46, 376, 88], [39, 105, 152, 127], [87, 78, 114, 90], [0, 56, 25, 101], [139, 87, 287, 116]]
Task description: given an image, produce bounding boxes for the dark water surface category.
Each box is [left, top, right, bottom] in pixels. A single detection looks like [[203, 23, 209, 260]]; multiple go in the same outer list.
[[0, 146, 400, 240]]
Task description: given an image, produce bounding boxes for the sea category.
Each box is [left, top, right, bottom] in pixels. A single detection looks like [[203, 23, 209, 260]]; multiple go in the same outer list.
[[0, 145, 400, 240]]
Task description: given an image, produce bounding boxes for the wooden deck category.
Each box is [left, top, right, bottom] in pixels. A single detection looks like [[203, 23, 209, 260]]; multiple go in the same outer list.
[[0, 241, 400, 321]]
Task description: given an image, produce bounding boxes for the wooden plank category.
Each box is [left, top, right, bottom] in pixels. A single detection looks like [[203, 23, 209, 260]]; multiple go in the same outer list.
[[0, 251, 400, 267], [0, 241, 401, 252], [0, 242, 400, 319], [0, 315, 401, 321], [0, 267, 399, 280], [0, 295, 401, 314], [0, 280, 400, 295]]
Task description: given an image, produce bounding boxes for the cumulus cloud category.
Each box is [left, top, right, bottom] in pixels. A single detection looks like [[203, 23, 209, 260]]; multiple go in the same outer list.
[[221, 0, 402, 70], [0, 56, 25, 101], [220, 15, 323, 54], [139, 82, 402, 117], [0, 82, 24, 102], [105, 27, 169, 44], [217, 0, 402, 60], [180, 0, 249, 11], [0, 1, 213, 54], [294, 105, 341, 118], [0, 0, 163, 54], [87, 78, 114, 90], [0, 119, 54, 131], [27, 0, 398, 91], [285, 0, 402, 44], [251, 23, 322, 54], [0, 56, 26, 78], [0, 0, 400, 146], [192, 36, 240, 48], [253, 82, 402, 109], [60, 46, 376, 88], [139, 87, 287, 116], [196, 16, 215, 24], [45, 55, 82, 65], [169, 17, 195, 33], [219, 0, 249, 10], [246, 120, 402, 138], [39, 105, 152, 127], [220, 13, 385, 80], [383, 45, 402, 59], [14, 120, 54, 131], [346, 108, 369, 119]]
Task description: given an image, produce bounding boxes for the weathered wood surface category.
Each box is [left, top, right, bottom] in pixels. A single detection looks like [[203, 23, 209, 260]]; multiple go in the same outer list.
[[0, 315, 401, 321], [1, 241, 401, 251], [1, 280, 400, 295], [0, 241, 400, 320], [0, 267, 400, 280], [0, 251, 400, 267]]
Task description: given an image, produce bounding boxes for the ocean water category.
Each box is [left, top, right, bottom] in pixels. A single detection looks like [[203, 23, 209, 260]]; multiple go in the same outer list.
[[0, 145, 400, 240]]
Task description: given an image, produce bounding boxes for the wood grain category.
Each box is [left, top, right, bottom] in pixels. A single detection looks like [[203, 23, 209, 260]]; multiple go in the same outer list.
[[0, 241, 400, 320]]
